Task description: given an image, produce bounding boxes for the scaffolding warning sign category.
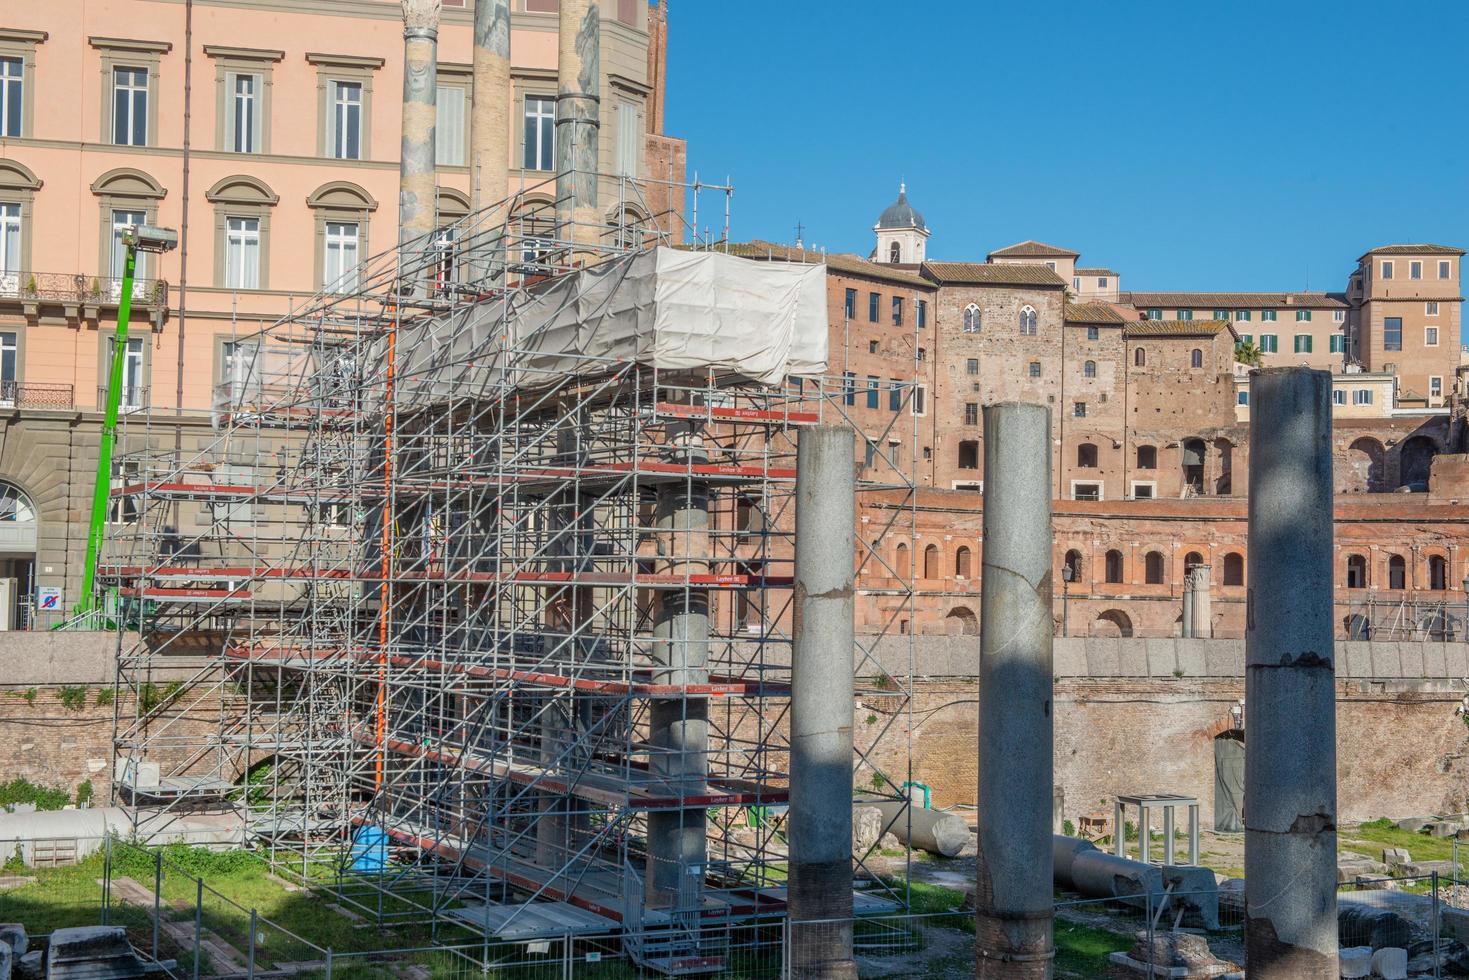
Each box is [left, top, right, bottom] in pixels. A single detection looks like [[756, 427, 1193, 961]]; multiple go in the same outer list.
[[36, 586, 61, 611]]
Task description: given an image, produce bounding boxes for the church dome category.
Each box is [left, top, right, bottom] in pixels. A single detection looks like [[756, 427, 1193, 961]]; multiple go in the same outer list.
[[877, 183, 926, 231]]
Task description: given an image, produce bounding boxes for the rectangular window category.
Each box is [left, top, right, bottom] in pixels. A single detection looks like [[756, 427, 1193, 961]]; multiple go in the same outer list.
[[1383, 317, 1402, 351], [1425, 326, 1439, 347], [1213, 309, 1228, 320], [912, 385, 926, 416], [1333, 310, 1344, 322], [868, 340, 878, 354], [108, 336, 145, 410], [224, 216, 260, 289], [615, 100, 638, 177], [868, 292, 879, 322], [1295, 309, 1312, 322], [1098, 277, 1108, 288], [1294, 334, 1312, 353], [523, 95, 555, 170], [323, 221, 360, 291], [1427, 301, 1439, 316], [1237, 391, 1248, 406], [866, 376, 879, 409], [0, 332, 15, 401], [1073, 277, 1080, 290], [1333, 389, 1346, 406], [889, 380, 901, 411], [1131, 483, 1154, 500], [1177, 309, 1193, 320], [1353, 389, 1373, 406], [110, 208, 147, 282], [0, 203, 18, 278], [1072, 483, 1101, 502], [1259, 334, 1278, 353], [230, 73, 258, 152], [1074, 401, 1087, 418], [965, 358, 978, 375], [917, 299, 927, 328], [1430, 376, 1443, 398], [1381, 260, 1393, 279], [843, 288, 855, 318], [1239, 333, 1252, 344], [112, 66, 148, 146], [1028, 361, 1041, 378], [964, 402, 978, 426], [0, 57, 22, 138], [917, 346, 926, 362], [331, 80, 362, 159], [842, 372, 855, 406], [1145, 308, 1161, 320], [1086, 326, 1099, 340], [1330, 335, 1345, 354], [1410, 260, 1422, 280], [892, 296, 903, 326], [1439, 260, 1452, 279], [1235, 310, 1251, 321], [1261, 310, 1277, 322], [436, 83, 466, 166]]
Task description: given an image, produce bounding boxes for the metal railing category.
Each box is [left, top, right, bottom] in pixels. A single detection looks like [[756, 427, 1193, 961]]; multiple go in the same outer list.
[[0, 271, 168, 307], [97, 386, 150, 414], [0, 381, 74, 410]]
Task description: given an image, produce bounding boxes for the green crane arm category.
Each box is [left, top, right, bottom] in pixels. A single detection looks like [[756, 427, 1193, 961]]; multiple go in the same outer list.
[[75, 243, 137, 619]]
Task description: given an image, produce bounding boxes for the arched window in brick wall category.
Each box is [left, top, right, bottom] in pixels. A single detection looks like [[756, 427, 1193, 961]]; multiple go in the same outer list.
[[963, 304, 981, 333], [1077, 443, 1098, 468], [1190, 348, 1203, 368], [1223, 552, 1244, 586], [1136, 445, 1157, 469], [1134, 347, 1147, 367], [1019, 305, 1037, 335], [1388, 554, 1406, 590], [1144, 551, 1164, 584], [1104, 549, 1124, 584], [1084, 360, 1097, 378], [1346, 554, 1368, 589], [1063, 549, 1083, 582], [894, 541, 909, 577], [923, 544, 939, 579], [955, 546, 972, 578], [1429, 554, 1448, 590]]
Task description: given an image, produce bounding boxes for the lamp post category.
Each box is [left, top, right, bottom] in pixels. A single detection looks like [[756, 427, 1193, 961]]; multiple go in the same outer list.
[[1062, 564, 1074, 637]]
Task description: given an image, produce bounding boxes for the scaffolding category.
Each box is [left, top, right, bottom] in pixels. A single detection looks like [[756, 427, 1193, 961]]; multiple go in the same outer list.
[[101, 172, 920, 973]]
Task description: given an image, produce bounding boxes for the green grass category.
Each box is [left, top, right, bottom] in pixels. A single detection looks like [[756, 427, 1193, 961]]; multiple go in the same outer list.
[[1341, 818, 1453, 864], [1053, 919, 1133, 978]]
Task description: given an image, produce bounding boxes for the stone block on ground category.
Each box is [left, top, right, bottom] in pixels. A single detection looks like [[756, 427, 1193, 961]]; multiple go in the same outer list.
[[1429, 820, 1464, 838], [1115, 930, 1237, 977], [1369, 946, 1407, 979], [0, 928, 22, 959], [1395, 817, 1430, 833], [1382, 846, 1410, 866], [13, 951, 37, 980], [1339, 945, 1372, 978], [852, 806, 884, 853]]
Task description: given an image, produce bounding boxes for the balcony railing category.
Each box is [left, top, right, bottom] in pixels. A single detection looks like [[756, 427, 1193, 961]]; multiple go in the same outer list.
[[0, 382, 74, 411], [0, 271, 169, 307], [97, 386, 149, 414]]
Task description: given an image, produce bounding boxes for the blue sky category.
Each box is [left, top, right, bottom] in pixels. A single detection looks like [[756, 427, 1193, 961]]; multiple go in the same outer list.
[[664, 0, 1469, 308]]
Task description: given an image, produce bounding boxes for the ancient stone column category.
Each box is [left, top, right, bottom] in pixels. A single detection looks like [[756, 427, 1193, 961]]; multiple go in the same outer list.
[[1245, 367, 1337, 979], [788, 425, 857, 980], [399, 1, 440, 252], [556, 0, 600, 247], [469, 0, 511, 214], [976, 402, 1054, 979]]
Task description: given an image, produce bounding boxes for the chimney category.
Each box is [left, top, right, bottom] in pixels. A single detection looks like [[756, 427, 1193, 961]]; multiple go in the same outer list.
[[646, 1, 667, 136], [398, 0, 440, 279], [469, 0, 511, 214], [556, 0, 600, 247]]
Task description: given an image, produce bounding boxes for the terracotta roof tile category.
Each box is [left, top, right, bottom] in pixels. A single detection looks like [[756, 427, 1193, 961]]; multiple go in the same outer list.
[[1074, 268, 1117, 276], [987, 239, 1081, 259], [1119, 291, 1349, 310], [1065, 302, 1128, 324], [921, 261, 1067, 287], [1360, 243, 1465, 257], [688, 240, 932, 288], [1124, 319, 1235, 338]]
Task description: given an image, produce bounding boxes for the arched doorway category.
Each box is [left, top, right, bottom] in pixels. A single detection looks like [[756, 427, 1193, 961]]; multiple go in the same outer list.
[[0, 483, 36, 628], [1347, 437, 1386, 492], [945, 607, 978, 635], [1214, 730, 1244, 832], [1093, 609, 1133, 637], [1213, 438, 1234, 495], [1182, 438, 1206, 493], [1400, 436, 1438, 490]]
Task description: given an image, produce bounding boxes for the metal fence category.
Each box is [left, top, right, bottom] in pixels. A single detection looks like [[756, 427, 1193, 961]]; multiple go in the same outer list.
[[3, 832, 1468, 978]]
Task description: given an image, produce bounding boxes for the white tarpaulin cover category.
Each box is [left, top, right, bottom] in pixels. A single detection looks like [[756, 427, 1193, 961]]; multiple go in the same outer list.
[[395, 246, 828, 397]]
